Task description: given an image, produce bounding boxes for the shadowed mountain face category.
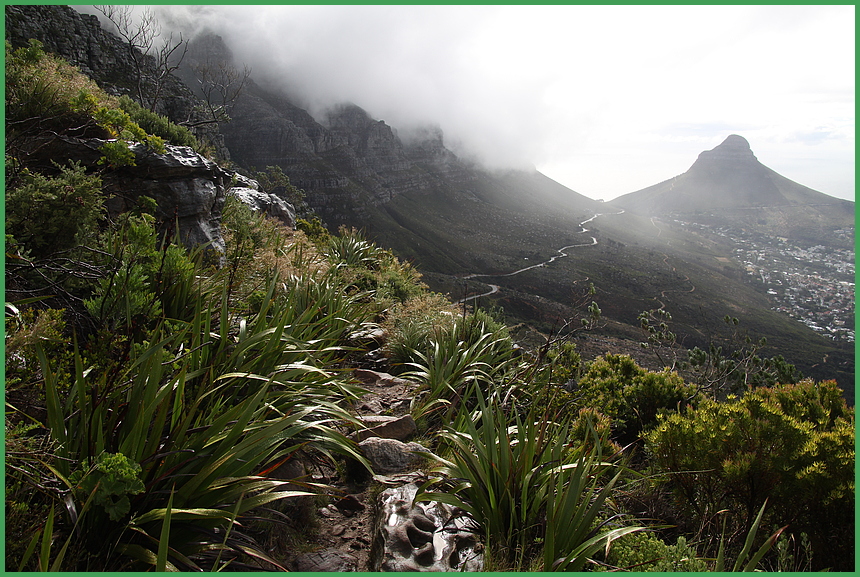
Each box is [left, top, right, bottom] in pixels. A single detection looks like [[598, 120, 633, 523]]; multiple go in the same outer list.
[[217, 66, 603, 273], [610, 135, 854, 243]]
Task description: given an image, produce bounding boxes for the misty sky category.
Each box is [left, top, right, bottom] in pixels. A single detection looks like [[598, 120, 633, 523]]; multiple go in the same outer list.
[[78, 5, 855, 202]]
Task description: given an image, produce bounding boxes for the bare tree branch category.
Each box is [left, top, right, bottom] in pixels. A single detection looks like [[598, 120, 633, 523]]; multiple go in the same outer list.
[[95, 5, 188, 112], [182, 57, 251, 128]]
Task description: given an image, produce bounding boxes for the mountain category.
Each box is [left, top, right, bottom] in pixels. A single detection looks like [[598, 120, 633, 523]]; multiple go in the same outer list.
[[214, 56, 603, 273], [193, 38, 853, 397], [610, 135, 854, 244], [7, 7, 852, 398]]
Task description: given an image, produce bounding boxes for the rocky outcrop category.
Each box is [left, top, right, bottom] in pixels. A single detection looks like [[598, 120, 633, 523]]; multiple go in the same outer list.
[[16, 132, 230, 253], [227, 173, 297, 230], [105, 142, 231, 252], [6, 5, 128, 86]]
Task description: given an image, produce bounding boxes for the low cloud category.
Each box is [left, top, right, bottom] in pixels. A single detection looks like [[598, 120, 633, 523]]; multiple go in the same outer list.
[[77, 5, 855, 201]]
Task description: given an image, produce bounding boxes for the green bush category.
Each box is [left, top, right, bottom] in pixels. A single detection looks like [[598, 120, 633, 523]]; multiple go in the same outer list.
[[5, 162, 104, 258], [575, 353, 697, 443], [405, 310, 517, 423], [84, 214, 163, 331], [296, 216, 330, 244], [251, 164, 307, 211], [5, 40, 102, 131], [645, 379, 854, 570], [116, 95, 198, 149], [596, 532, 707, 571], [6, 40, 180, 170]]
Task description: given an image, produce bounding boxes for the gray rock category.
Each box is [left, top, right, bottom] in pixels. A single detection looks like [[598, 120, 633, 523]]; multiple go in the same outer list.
[[348, 324, 386, 347], [357, 438, 426, 474], [352, 415, 417, 442], [229, 186, 296, 228], [352, 369, 414, 389], [373, 483, 482, 572], [292, 548, 357, 572], [113, 142, 231, 253], [19, 135, 230, 255]]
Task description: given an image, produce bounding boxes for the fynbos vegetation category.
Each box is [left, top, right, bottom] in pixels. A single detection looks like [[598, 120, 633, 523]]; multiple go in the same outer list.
[[5, 24, 853, 573]]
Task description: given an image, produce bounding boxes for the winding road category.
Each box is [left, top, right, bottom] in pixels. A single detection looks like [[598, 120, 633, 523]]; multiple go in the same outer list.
[[648, 217, 697, 311], [458, 211, 623, 304]]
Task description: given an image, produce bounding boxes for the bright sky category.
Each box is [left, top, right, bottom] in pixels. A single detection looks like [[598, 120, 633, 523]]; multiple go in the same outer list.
[[79, 4, 855, 201]]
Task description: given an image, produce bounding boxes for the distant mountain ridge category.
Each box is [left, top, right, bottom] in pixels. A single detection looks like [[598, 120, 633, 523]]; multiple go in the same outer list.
[[220, 74, 601, 234], [610, 135, 853, 241]]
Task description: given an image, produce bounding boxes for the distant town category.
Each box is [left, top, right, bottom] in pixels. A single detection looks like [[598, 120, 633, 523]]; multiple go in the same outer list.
[[679, 221, 855, 343]]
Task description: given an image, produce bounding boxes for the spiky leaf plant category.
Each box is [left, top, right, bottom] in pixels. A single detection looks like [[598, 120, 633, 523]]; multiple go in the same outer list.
[[416, 390, 643, 570]]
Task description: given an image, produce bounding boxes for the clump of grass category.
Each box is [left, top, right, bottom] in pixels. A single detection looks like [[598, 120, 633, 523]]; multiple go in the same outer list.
[[416, 392, 644, 571]]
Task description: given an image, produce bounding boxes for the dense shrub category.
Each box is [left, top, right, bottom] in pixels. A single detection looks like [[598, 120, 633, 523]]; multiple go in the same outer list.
[[596, 532, 707, 572], [574, 353, 697, 443], [5, 40, 104, 132], [6, 39, 188, 172], [645, 379, 854, 570], [116, 95, 198, 149], [6, 162, 104, 258], [251, 164, 308, 214], [83, 212, 199, 331]]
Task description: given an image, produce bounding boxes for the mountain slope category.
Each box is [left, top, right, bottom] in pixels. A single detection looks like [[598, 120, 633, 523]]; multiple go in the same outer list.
[[610, 135, 854, 244], [217, 71, 602, 272], [4, 9, 852, 397]]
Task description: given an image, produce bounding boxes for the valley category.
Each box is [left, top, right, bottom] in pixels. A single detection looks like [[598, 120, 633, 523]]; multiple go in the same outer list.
[[419, 204, 854, 401], [458, 211, 616, 304], [6, 7, 851, 393]]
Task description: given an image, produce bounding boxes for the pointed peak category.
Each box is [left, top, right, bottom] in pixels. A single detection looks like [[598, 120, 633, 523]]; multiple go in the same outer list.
[[696, 134, 757, 164], [718, 134, 752, 151]]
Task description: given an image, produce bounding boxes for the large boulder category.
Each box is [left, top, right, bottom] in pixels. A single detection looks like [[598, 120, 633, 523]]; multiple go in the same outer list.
[[351, 415, 417, 442], [228, 186, 296, 229], [103, 141, 232, 252], [18, 134, 231, 254]]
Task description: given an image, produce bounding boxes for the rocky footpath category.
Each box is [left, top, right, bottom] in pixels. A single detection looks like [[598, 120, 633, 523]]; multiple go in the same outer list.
[[279, 368, 483, 572]]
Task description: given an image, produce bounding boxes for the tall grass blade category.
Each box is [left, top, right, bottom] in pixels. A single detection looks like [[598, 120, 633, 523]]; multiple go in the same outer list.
[[156, 487, 175, 572]]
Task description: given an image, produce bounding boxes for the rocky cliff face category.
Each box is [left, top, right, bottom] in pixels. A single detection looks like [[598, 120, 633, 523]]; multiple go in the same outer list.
[[203, 31, 478, 224], [5, 5, 196, 123]]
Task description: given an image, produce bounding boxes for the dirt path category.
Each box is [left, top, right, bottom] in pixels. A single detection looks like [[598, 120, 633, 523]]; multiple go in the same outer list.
[[279, 369, 424, 572]]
